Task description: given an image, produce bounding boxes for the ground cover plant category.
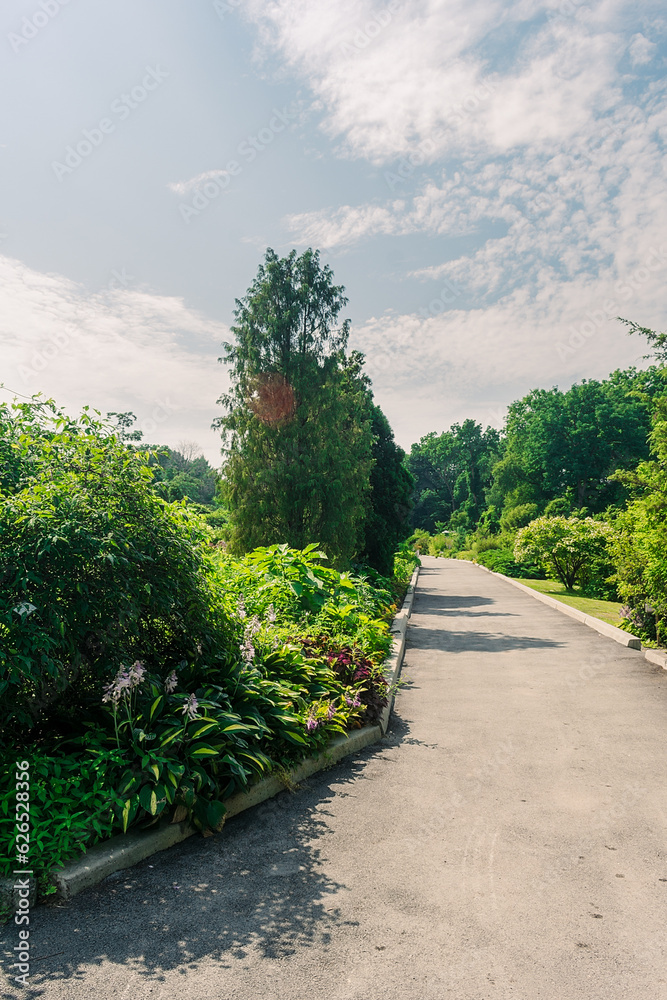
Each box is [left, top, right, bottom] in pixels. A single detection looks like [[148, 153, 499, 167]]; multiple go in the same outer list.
[[0, 399, 413, 899]]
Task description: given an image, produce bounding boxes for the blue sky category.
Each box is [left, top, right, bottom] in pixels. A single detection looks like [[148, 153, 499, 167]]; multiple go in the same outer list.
[[1, 0, 666, 462]]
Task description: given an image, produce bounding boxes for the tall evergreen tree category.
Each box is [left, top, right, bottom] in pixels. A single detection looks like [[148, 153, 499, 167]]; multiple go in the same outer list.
[[215, 248, 373, 566], [358, 404, 413, 576]]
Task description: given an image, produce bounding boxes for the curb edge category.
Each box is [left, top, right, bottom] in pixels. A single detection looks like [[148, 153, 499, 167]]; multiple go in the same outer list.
[[52, 564, 421, 902]]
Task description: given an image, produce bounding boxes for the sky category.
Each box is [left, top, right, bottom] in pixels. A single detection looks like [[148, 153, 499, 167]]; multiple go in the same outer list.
[[1, 0, 666, 464]]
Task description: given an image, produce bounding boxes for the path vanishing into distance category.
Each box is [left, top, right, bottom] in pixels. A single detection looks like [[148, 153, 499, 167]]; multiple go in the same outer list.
[[3, 556, 667, 999]]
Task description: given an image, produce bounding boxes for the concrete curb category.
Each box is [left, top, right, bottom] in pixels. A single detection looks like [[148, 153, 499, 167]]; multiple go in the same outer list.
[[472, 562, 644, 650], [643, 648, 667, 670], [51, 565, 421, 902], [380, 564, 419, 734]]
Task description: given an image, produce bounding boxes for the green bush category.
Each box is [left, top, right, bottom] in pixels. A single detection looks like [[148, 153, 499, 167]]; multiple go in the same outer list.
[[0, 400, 233, 735], [475, 547, 545, 579], [514, 515, 613, 590]]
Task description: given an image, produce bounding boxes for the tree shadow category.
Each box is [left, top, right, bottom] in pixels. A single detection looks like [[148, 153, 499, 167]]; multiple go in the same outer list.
[[413, 593, 496, 611], [407, 625, 564, 653], [0, 737, 410, 993]]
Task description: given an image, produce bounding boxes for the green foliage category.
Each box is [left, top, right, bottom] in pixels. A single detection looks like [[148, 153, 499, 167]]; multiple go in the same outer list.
[[610, 395, 667, 643], [500, 503, 539, 533], [148, 447, 219, 506], [514, 515, 613, 590], [215, 248, 373, 567], [489, 368, 664, 515], [0, 400, 230, 733], [0, 748, 125, 890], [475, 547, 545, 579], [357, 406, 414, 576], [407, 420, 500, 532]]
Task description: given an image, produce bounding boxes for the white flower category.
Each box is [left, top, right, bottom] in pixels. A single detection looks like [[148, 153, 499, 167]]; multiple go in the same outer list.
[[182, 693, 199, 721]]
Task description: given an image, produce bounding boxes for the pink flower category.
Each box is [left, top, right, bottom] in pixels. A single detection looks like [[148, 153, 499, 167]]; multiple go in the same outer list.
[[164, 671, 178, 694]]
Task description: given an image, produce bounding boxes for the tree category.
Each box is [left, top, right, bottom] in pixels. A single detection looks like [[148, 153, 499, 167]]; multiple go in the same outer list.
[[148, 448, 219, 506], [514, 515, 612, 590], [107, 411, 143, 442], [215, 248, 374, 566], [407, 421, 500, 532], [619, 317, 667, 363], [358, 405, 413, 576], [610, 394, 667, 642], [489, 369, 664, 515]]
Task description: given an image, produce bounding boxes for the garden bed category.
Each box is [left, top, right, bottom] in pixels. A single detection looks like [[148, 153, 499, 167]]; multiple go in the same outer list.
[[2, 566, 419, 916]]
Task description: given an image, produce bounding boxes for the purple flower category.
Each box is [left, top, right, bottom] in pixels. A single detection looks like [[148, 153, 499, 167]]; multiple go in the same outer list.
[[164, 671, 178, 694], [182, 693, 199, 721], [102, 661, 145, 705], [240, 615, 262, 663], [326, 703, 336, 721], [237, 594, 246, 620], [306, 715, 320, 733], [267, 603, 276, 623], [128, 660, 146, 686]]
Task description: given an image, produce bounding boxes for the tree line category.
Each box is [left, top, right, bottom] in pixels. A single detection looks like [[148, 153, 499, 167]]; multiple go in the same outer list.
[[114, 246, 667, 645]]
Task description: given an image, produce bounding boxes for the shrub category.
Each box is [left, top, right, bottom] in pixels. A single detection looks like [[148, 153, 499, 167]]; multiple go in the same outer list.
[[0, 401, 235, 735], [475, 547, 545, 579], [514, 515, 613, 590]]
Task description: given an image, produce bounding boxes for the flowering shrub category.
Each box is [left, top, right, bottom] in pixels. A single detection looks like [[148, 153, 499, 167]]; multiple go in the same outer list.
[[0, 401, 405, 898], [514, 515, 613, 590]]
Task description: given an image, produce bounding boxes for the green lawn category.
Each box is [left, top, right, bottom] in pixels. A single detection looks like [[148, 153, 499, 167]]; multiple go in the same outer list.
[[512, 578, 624, 626]]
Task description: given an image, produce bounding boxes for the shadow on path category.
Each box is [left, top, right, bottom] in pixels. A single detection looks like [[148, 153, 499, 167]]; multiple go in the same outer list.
[[1, 727, 417, 994], [408, 625, 564, 653]]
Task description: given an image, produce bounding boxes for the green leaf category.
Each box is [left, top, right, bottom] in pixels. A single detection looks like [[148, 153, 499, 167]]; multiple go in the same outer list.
[[139, 784, 158, 816], [188, 743, 219, 758], [150, 696, 165, 722], [188, 722, 218, 740], [206, 800, 226, 832]]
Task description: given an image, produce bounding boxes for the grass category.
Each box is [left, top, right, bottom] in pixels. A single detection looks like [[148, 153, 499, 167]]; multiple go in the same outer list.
[[512, 578, 623, 626]]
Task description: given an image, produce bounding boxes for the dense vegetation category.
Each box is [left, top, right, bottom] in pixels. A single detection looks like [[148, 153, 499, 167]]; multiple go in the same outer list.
[[406, 324, 667, 639], [0, 401, 417, 896], [214, 249, 411, 571], [0, 251, 421, 903], [2, 236, 665, 907]]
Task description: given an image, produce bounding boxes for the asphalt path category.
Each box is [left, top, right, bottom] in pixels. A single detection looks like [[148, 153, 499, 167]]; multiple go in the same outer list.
[[2, 557, 667, 999]]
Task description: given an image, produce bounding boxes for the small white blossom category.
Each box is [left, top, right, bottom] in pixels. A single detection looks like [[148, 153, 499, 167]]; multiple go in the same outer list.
[[182, 693, 199, 721], [164, 671, 178, 693]]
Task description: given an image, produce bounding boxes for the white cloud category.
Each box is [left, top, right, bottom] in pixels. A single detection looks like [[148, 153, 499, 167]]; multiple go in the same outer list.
[[167, 169, 232, 197], [0, 256, 229, 464], [244, 0, 640, 161], [628, 32, 658, 66], [351, 252, 665, 448]]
